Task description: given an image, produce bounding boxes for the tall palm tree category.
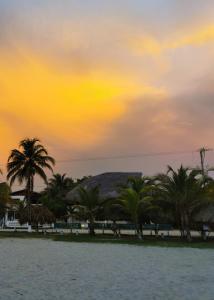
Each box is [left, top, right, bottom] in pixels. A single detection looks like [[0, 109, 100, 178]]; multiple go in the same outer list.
[[118, 177, 154, 236], [7, 138, 55, 226], [155, 165, 213, 241], [73, 186, 106, 236], [119, 189, 152, 236], [119, 188, 143, 234]]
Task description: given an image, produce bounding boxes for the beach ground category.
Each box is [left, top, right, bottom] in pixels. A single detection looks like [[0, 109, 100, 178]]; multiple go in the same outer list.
[[0, 238, 213, 300]]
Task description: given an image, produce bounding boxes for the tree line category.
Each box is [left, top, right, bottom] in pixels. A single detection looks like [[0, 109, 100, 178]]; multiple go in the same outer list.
[[0, 138, 213, 241]]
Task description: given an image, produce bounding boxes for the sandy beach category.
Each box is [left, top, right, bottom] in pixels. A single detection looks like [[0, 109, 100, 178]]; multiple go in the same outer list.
[[0, 239, 213, 300]]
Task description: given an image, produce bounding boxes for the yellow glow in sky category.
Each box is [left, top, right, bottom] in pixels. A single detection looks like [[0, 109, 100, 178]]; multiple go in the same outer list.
[[1, 1, 214, 180], [131, 24, 214, 56], [0, 50, 165, 157]]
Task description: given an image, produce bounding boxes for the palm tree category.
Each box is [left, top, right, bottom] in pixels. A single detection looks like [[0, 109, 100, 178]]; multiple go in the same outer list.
[[73, 186, 106, 236], [127, 177, 150, 193], [118, 177, 154, 237], [7, 138, 55, 228], [155, 165, 213, 241], [46, 174, 74, 196], [41, 174, 74, 220]]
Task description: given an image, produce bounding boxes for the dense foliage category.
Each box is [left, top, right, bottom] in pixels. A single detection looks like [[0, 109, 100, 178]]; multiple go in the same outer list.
[[2, 137, 214, 241], [41, 174, 75, 220]]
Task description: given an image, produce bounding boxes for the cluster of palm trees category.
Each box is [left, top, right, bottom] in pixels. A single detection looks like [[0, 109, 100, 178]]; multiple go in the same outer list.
[[1, 138, 214, 240], [67, 167, 214, 240], [153, 167, 214, 240]]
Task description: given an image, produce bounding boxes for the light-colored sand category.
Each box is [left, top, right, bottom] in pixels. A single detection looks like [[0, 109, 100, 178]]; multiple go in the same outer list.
[[0, 239, 213, 300]]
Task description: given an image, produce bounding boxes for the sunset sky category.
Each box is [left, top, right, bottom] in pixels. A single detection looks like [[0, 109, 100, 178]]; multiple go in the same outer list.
[[1, 0, 214, 187]]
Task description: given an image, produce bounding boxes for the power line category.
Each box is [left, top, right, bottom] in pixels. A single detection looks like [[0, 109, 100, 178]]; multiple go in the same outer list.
[[55, 150, 202, 163], [0, 149, 213, 167], [2, 148, 213, 190]]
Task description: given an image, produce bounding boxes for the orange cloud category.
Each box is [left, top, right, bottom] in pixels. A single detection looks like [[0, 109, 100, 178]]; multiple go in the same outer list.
[[170, 25, 214, 49], [131, 24, 214, 56], [0, 49, 165, 159]]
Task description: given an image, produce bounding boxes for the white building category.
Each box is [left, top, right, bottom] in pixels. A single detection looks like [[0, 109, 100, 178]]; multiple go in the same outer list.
[[4, 189, 40, 228]]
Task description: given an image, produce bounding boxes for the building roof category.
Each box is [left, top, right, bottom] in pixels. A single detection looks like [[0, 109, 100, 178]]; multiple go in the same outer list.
[[66, 172, 142, 201]]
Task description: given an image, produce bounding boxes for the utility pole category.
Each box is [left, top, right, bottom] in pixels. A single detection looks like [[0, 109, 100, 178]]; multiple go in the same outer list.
[[198, 147, 213, 176]]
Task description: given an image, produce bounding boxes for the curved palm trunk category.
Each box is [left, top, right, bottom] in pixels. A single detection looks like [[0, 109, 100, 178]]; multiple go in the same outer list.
[[26, 178, 31, 225], [26, 175, 34, 230]]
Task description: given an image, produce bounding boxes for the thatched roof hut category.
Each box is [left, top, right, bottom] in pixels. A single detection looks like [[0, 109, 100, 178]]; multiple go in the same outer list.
[[66, 172, 142, 202], [18, 205, 55, 226], [194, 205, 214, 224]]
